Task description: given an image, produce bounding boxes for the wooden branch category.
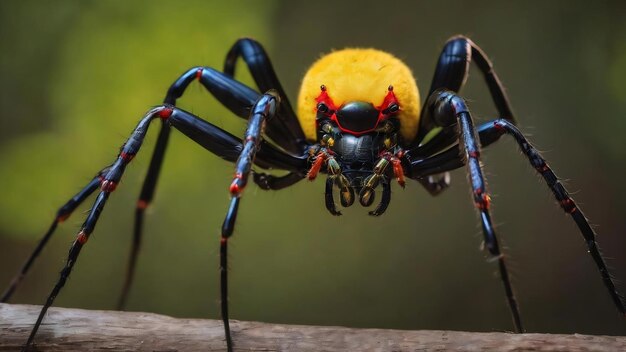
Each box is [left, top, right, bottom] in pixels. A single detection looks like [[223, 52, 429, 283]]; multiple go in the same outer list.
[[1, 303, 624, 352]]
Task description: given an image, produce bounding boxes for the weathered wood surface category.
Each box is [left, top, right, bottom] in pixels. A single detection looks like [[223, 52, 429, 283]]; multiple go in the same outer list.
[[1, 303, 625, 351]]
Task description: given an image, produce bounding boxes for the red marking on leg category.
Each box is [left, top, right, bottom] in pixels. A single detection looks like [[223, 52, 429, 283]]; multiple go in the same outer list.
[[234, 172, 243, 180], [560, 198, 576, 213], [537, 163, 549, 173], [137, 200, 149, 210], [391, 158, 405, 188], [475, 193, 491, 210], [158, 107, 173, 120], [494, 121, 505, 131], [76, 230, 88, 245], [57, 213, 70, 223], [468, 151, 480, 158], [307, 153, 326, 181], [245, 135, 256, 143], [101, 180, 118, 192], [120, 152, 135, 162], [229, 181, 242, 196], [196, 68, 204, 80], [220, 236, 227, 244]]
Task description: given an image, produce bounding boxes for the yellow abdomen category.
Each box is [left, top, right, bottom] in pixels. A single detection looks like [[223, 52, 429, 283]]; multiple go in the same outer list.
[[297, 48, 420, 142]]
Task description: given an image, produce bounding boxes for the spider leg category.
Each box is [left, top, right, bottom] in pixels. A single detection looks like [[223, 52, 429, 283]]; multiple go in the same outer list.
[[224, 38, 307, 154], [253, 171, 304, 190], [456, 101, 523, 333], [408, 89, 524, 333], [218, 91, 280, 352], [120, 122, 170, 310], [411, 117, 626, 322], [22, 104, 306, 351], [121, 65, 299, 309], [416, 35, 516, 146], [479, 119, 626, 317], [412, 35, 517, 195], [427, 36, 515, 121], [22, 107, 164, 351], [1, 168, 107, 303], [416, 174, 451, 196]]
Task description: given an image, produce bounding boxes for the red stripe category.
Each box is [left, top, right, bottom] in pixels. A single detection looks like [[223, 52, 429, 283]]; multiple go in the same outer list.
[[77, 230, 88, 245]]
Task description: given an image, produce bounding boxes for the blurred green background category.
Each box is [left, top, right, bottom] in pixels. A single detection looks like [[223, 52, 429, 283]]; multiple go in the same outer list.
[[1, 0, 625, 337]]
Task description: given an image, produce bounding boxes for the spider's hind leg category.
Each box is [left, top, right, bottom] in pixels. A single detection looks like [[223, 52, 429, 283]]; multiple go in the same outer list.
[[22, 106, 170, 351], [479, 118, 626, 317], [1, 167, 107, 303]]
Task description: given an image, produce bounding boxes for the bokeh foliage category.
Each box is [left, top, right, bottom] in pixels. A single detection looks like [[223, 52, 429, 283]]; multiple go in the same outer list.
[[1, 0, 625, 337]]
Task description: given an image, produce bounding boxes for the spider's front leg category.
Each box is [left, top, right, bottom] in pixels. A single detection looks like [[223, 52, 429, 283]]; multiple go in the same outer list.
[[218, 91, 280, 352], [407, 89, 524, 333]]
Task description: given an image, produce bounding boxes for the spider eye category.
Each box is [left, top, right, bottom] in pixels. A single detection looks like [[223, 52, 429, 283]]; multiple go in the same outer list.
[[317, 102, 329, 113], [383, 103, 399, 115]]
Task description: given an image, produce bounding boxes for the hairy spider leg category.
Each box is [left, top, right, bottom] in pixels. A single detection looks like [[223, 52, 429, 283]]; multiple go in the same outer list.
[[406, 89, 524, 333], [416, 35, 517, 152], [408, 115, 626, 324], [126, 39, 311, 306], [1, 168, 108, 303], [22, 108, 162, 351], [219, 92, 280, 352], [412, 35, 517, 195], [224, 38, 307, 152], [479, 119, 625, 316], [224, 38, 307, 189], [21, 103, 306, 351], [121, 66, 258, 309], [456, 99, 523, 333]]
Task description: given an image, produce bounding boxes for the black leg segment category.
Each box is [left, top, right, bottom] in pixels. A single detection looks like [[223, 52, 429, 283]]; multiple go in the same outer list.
[[122, 65, 262, 308], [454, 98, 524, 333], [253, 171, 304, 190], [479, 119, 626, 317], [414, 36, 516, 153], [411, 89, 524, 333], [224, 38, 307, 154], [22, 107, 165, 351], [218, 91, 280, 352], [1, 168, 107, 303]]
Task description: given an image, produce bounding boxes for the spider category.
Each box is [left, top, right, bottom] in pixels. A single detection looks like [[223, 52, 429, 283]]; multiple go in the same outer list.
[[3, 36, 624, 352]]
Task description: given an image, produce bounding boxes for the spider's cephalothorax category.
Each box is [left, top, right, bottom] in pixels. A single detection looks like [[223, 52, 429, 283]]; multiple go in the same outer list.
[[297, 49, 420, 215], [8, 37, 625, 352]]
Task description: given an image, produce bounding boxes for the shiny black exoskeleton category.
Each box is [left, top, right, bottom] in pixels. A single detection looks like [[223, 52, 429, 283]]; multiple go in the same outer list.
[[8, 36, 625, 352], [333, 134, 379, 183]]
